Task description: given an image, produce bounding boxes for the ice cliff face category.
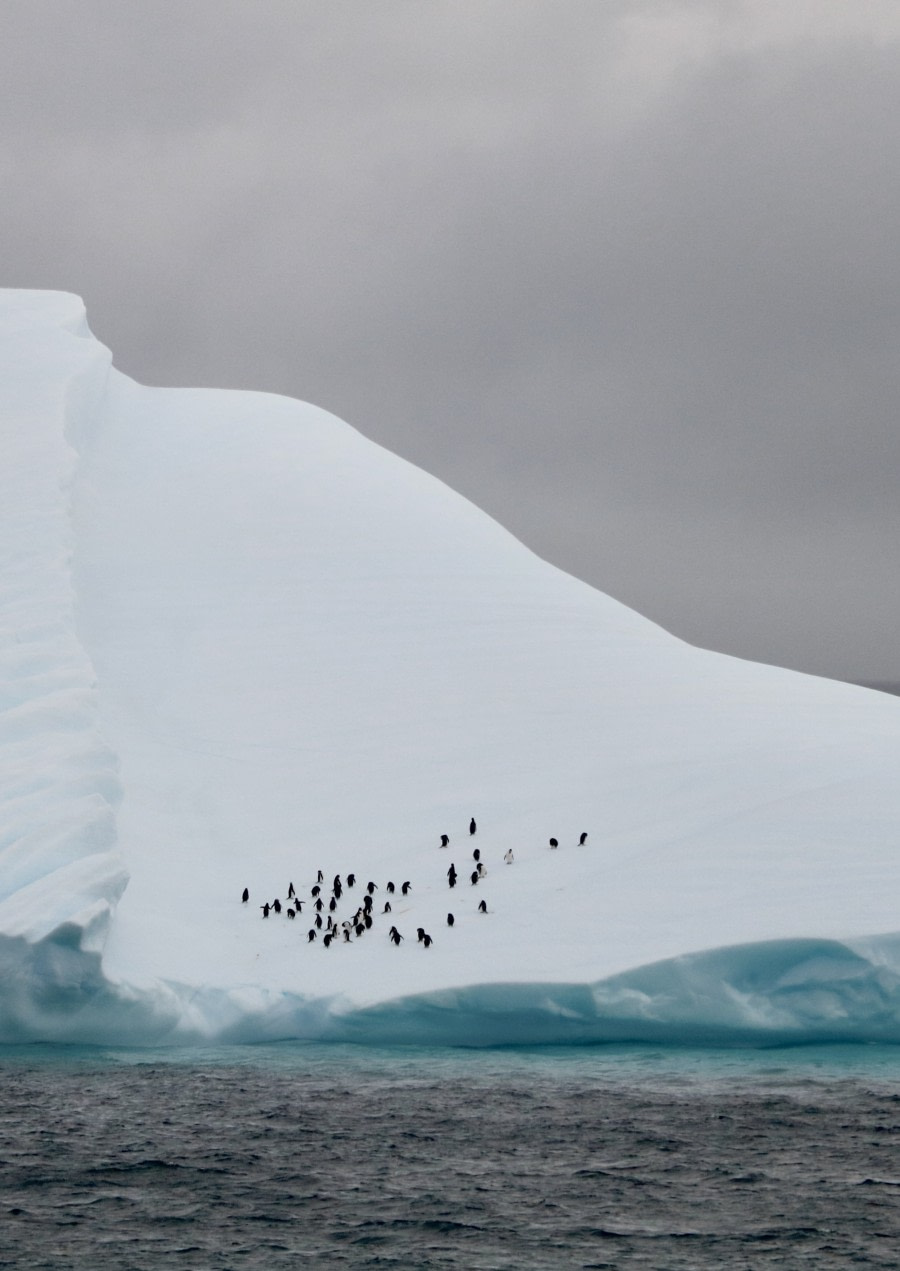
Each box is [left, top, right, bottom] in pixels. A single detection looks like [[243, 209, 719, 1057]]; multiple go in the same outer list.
[[3, 289, 900, 1047]]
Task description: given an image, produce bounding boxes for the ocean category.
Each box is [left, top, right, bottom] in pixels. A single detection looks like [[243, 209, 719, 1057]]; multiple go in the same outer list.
[[2, 1043, 899, 1268]]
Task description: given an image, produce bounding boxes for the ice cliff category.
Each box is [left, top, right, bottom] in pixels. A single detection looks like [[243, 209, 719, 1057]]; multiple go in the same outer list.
[[3, 289, 900, 1047]]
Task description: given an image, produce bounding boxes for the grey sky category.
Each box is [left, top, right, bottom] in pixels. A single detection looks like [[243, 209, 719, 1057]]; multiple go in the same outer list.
[[3, 0, 899, 681]]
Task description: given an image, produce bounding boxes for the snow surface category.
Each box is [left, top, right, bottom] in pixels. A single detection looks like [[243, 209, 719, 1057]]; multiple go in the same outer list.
[[3, 288, 900, 1046]]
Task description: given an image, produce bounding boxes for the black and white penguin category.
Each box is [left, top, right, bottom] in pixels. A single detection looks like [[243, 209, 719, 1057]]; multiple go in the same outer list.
[[273, 898, 282, 914], [386, 881, 395, 894], [477, 899, 487, 913], [287, 882, 295, 899], [315, 914, 323, 929], [323, 933, 332, 947], [261, 902, 270, 918], [447, 863, 457, 878], [343, 928, 352, 942], [317, 869, 324, 883], [401, 881, 411, 896], [473, 848, 480, 862], [383, 901, 392, 914], [447, 913, 455, 926], [469, 817, 477, 835], [364, 914, 373, 929], [389, 926, 403, 945], [294, 899, 304, 913], [355, 923, 365, 937], [440, 834, 450, 848], [503, 849, 514, 864], [329, 897, 337, 912], [470, 870, 479, 885], [311, 885, 321, 898], [242, 887, 249, 903], [347, 873, 356, 887], [422, 934, 433, 948], [549, 837, 558, 849], [333, 882, 342, 901], [333, 874, 341, 890], [307, 929, 316, 942], [417, 927, 426, 942], [579, 831, 588, 845], [477, 862, 486, 877], [367, 881, 377, 895], [314, 898, 324, 912], [287, 907, 296, 920], [363, 893, 373, 912]]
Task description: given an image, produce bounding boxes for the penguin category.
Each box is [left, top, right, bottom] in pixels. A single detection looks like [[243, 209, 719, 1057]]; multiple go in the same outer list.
[[386, 881, 395, 894], [383, 901, 392, 914], [440, 834, 450, 848], [347, 873, 356, 887], [315, 914, 323, 929], [469, 817, 477, 835], [333, 874, 341, 890], [422, 934, 433, 948], [242, 887, 249, 903], [447, 913, 455, 926], [323, 933, 332, 948], [287, 907, 296, 920], [549, 837, 558, 849], [503, 849, 514, 864], [470, 871, 479, 885], [477, 862, 486, 877], [477, 899, 487, 913], [311, 885, 321, 898], [329, 897, 337, 912], [333, 882, 342, 900], [473, 848, 481, 862], [287, 882, 295, 899], [317, 869, 324, 883], [294, 899, 304, 913], [364, 914, 373, 929], [343, 928, 352, 942], [273, 898, 282, 914], [355, 923, 365, 937], [389, 926, 403, 945], [367, 881, 378, 895], [307, 929, 316, 942], [314, 898, 324, 912], [261, 902, 270, 918], [363, 895, 373, 913], [579, 832, 588, 845], [401, 881, 411, 896], [447, 863, 457, 878], [417, 927, 426, 942]]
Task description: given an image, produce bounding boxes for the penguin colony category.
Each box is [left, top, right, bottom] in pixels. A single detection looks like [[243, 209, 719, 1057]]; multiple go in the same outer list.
[[242, 822, 588, 951]]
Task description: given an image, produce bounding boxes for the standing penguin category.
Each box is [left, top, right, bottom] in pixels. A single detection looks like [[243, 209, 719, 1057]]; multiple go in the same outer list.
[[261, 902, 270, 918], [287, 882, 295, 899], [473, 848, 481, 862], [447, 913, 455, 926], [422, 934, 434, 948], [549, 838, 558, 849], [579, 832, 588, 845], [317, 869, 324, 883], [401, 881, 412, 896], [503, 849, 514, 864], [383, 901, 392, 914], [242, 887, 249, 903], [477, 899, 488, 913], [440, 834, 450, 847], [307, 929, 316, 942], [347, 873, 356, 887], [273, 898, 282, 914], [470, 870, 479, 886], [469, 817, 477, 835]]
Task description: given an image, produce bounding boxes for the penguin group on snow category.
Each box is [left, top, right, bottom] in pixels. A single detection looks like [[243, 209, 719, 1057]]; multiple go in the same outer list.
[[241, 820, 589, 951]]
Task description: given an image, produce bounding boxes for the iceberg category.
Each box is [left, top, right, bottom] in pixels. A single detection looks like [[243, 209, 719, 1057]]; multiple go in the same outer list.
[[3, 288, 900, 1047]]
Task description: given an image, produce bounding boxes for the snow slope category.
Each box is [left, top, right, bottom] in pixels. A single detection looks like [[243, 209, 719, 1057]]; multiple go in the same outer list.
[[3, 289, 900, 1046]]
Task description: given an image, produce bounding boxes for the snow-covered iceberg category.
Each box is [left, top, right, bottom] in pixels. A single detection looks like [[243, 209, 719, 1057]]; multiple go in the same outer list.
[[3, 289, 900, 1047]]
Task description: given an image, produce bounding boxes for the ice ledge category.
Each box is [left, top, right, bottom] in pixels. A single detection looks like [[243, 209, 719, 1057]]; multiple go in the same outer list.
[[5, 933, 900, 1048]]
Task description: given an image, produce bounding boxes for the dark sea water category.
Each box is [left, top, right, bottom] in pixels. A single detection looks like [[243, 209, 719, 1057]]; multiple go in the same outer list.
[[2, 1043, 900, 1269]]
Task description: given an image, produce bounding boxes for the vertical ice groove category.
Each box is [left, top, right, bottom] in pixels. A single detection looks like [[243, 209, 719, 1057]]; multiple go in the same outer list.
[[0, 293, 126, 955]]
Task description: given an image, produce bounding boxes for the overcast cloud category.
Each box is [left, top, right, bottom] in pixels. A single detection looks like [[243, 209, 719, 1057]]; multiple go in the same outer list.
[[3, 0, 899, 681]]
